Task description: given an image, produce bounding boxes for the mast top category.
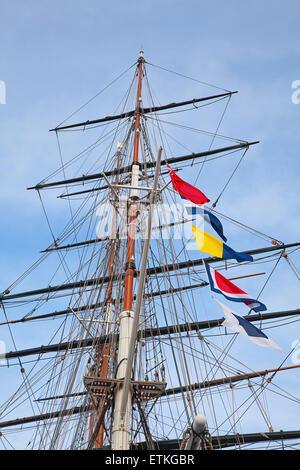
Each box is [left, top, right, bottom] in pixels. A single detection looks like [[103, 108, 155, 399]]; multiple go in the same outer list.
[[138, 50, 145, 63]]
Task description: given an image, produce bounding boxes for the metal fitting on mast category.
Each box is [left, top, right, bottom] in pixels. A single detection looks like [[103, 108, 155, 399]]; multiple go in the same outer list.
[[138, 50, 145, 63], [184, 414, 213, 450]]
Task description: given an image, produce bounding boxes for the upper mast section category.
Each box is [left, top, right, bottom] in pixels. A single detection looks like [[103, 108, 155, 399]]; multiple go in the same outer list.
[[132, 50, 145, 164], [111, 49, 145, 450]]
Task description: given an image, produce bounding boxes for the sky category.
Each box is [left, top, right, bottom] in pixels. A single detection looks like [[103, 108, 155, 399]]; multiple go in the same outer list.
[[0, 0, 299, 449]]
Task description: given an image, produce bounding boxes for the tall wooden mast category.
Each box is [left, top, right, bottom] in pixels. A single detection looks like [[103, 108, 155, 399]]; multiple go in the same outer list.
[[111, 51, 145, 450]]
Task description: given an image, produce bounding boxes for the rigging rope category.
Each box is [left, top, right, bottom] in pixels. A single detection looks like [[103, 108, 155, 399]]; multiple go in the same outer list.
[[55, 62, 136, 129], [194, 95, 232, 184], [146, 61, 231, 93], [212, 147, 248, 208]]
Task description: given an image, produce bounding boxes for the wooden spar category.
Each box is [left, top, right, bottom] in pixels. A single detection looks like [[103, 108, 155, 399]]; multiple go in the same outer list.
[[144, 242, 293, 276], [22, 364, 300, 405], [2, 241, 299, 300], [111, 52, 144, 450], [137, 429, 300, 450], [162, 365, 300, 396], [0, 406, 92, 429], [35, 361, 300, 405], [0, 302, 106, 326], [1, 407, 299, 450], [49, 91, 237, 132], [1, 308, 299, 360], [226, 272, 265, 281], [1, 365, 300, 429], [57, 169, 171, 199], [40, 217, 191, 253], [0, 271, 266, 327], [27, 141, 258, 191], [40, 236, 109, 253]]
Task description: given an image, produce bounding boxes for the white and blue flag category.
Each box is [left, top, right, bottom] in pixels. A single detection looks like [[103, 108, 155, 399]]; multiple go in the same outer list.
[[184, 205, 227, 242], [214, 298, 282, 352]]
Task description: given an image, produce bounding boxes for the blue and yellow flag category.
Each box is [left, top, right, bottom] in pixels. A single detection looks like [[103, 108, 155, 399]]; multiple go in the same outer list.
[[191, 225, 253, 263]]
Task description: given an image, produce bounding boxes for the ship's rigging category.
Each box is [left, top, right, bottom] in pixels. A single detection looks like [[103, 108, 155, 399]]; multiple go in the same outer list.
[[0, 51, 299, 451]]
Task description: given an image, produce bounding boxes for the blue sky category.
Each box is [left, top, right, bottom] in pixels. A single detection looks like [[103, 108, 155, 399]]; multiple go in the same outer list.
[[0, 0, 299, 448], [1, 0, 299, 311]]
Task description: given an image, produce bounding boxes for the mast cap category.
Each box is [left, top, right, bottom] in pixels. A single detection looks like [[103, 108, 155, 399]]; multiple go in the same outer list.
[[138, 50, 145, 63]]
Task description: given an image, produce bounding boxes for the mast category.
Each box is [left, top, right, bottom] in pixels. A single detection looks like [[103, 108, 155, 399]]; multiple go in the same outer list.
[[111, 50, 144, 450], [1, 52, 299, 451]]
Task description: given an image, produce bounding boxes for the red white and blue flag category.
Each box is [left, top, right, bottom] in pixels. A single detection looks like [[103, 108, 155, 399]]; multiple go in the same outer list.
[[204, 262, 267, 312], [166, 164, 210, 206]]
